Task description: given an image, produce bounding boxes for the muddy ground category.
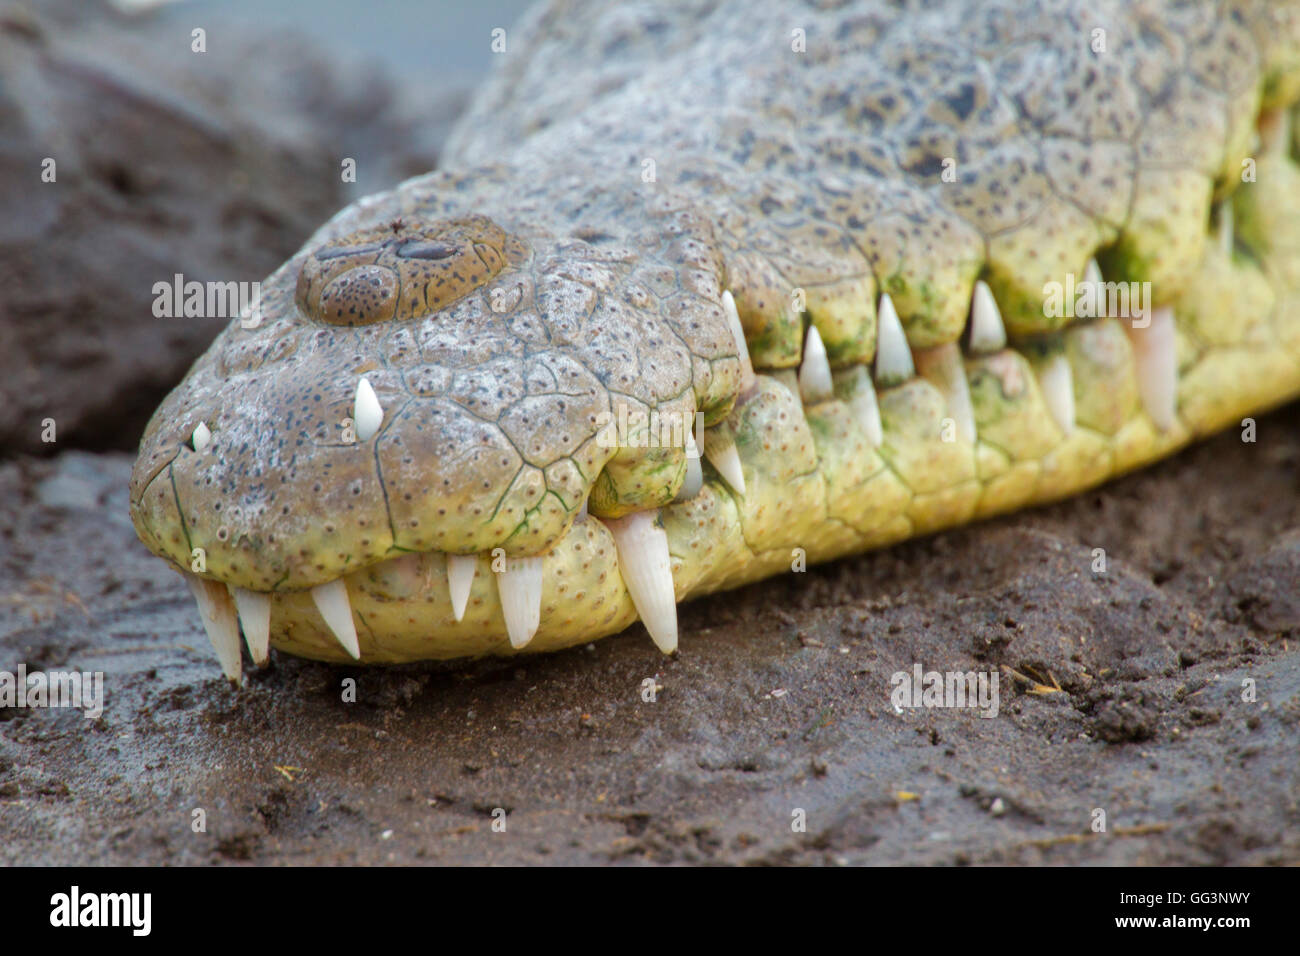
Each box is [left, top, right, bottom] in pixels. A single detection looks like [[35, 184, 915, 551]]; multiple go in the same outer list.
[[2, 406, 1299, 865], [2, 0, 1299, 867]]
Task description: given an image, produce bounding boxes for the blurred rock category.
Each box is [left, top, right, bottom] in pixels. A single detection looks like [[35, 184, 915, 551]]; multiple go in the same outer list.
[[0, 1, 466, 455], [1228, 528, 1300, 634]]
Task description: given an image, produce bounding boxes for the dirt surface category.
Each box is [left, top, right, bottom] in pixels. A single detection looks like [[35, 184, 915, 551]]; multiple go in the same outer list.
[[3, 406, 1299, 865], [2, 0, 1298, 868]]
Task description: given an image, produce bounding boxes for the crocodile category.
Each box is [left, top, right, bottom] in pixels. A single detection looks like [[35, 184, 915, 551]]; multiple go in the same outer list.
[[129, 0, 1300, 683]]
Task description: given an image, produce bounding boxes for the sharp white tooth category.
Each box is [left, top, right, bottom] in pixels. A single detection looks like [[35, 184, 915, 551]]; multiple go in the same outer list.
[[675, 431, 704, 502], [184, 573, 242, 684], [191, 422, 211, 452], [1125, 306, 1177, 431], [605, 511, 678, 654], [353, 377, 383, 441], [311, 578, 361, 659], [496, 556, 543, 649], [848, 370, 884, 448], [446, 553, 477, 622], [1037, 354, 1075, 436], [914, 342, 976, 444], [874, 293, 914, 386], [229, 586, 271, 666], [1217, 202, 1234, 259], [1084, 258, 1103, 290], [798, 324, 834, 404], [967, 280, 1006, 353], [722, 290, 756, 393], [703, 427, 746, 496]]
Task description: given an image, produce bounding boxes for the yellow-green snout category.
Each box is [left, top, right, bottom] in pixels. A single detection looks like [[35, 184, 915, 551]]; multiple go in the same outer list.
[[127, 0, 1300, 678], [140, 147, 1300, 670]]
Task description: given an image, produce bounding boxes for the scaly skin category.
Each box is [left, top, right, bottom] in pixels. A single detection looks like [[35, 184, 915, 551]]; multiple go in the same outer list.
[[131, 0, 1300, 669]]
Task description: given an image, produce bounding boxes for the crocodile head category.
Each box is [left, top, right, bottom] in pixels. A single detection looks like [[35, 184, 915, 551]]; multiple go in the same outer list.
[[130, 0, 1300, 680]]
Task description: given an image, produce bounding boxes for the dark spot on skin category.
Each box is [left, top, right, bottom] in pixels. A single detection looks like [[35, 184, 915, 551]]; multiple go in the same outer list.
[[943, 82, 977, 122]]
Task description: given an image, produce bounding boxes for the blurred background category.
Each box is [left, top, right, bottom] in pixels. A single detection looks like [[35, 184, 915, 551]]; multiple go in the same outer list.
[[0, 0, 531, 456]]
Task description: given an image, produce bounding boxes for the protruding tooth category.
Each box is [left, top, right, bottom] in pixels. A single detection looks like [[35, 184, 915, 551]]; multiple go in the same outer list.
[[310, 578, 361, 659], [1125, 306, 1177, 431], [874, 293, 914, 386], [446, 554, 477, 622], [230, 586, 271, 666], [191, 422, 211, 453], [184, 573, 242, 684], [605, 511, 678, 654], [1216, 202, 1234, 259], [845, 369, 884, 448], [1037, 354, 1075, 436], [798, 325, 834, 404], [703, 427, 745, 496], [496, 556, 543, 649], [675, 431, 704, 502], [914, 342, 976, 444], [722, 290, 756, 393], [353, 377, 383, 441], [1084, 258, 1103, 290], [967, 280, 1006, 353]]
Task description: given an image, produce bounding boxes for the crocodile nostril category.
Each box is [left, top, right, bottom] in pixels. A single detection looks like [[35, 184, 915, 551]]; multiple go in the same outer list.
[[315, 242, 384, 261], [394, 239, 458, 260], [296, 217, 517, 324]]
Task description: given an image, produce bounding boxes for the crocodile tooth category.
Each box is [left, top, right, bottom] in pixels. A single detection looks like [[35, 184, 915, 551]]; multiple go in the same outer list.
[[722, 290, 756, 393], [191, 422, 211, 453], [914, 342, 976, 443], [310, 578, 361, 659], [605, 511, 678, 654], [848, 371, 884, 448], [229, 586, 271, 666], [967, 280, 1006, 353], [1084, 258, 1103, 290], [1037, 354, 1075, 436], [675, 431, 704, 502], [874, 293, 914, 386], [1126, 306, 1177, 431], [446, 553, 477, 622], [703, 427, 746, 496], [184, 573, 242, 684], [497, 556, 543, 648], [353, 377, 383, 441], [798, 325, 834, 404]]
